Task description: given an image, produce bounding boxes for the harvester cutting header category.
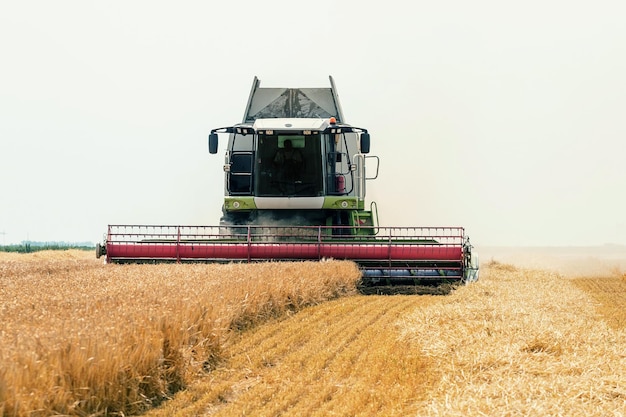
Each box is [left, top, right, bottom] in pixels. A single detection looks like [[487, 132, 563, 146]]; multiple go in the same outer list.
[[97, 76, 478, 286]]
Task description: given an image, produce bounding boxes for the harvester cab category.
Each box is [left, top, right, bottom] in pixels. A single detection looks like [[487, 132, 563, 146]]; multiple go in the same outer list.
[[97, 76, 479, 287], [209, 76, 378, 233]]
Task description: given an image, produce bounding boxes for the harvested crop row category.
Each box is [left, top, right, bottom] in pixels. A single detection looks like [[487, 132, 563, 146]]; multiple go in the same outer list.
[[572, 274, 626, 330], [146, 295, 442, 416], [148, 261, 626, 416]]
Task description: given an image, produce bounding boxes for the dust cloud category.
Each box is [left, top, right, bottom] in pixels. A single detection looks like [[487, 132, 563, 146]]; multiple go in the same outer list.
[[478, 245, 626, 278]]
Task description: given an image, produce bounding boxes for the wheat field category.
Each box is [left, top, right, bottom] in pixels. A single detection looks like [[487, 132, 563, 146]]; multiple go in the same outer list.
[[0, 251, 361, 416], [1, 250, 625, 416]]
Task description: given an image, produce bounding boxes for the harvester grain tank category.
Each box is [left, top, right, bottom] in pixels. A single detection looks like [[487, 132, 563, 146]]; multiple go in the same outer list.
[[97, 77, 479, 285]]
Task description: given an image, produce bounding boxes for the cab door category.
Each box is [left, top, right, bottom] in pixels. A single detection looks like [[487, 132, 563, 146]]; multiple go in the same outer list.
[[228, 151, 254, 195]]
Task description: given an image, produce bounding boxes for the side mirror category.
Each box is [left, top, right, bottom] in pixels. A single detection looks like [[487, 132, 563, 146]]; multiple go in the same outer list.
[[208, 132, 219, 154], [360, 133, 370, 154]]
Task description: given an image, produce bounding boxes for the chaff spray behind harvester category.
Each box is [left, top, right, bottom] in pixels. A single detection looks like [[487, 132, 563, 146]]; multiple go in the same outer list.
[[97, 77, 479, 286]]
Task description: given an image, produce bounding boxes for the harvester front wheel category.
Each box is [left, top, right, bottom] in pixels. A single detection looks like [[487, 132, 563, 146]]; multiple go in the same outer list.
[[95, 243, 106, 259]]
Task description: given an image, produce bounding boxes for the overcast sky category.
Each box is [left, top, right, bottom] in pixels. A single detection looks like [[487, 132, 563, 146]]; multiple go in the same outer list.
[[1, 1, 625, 246]]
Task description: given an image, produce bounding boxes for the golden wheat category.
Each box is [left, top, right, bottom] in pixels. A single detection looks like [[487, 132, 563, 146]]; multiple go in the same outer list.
[[572, 275, 626, 330], [146, 295, 442, 417], [2, 251, 624, 416], [399, 262, 626, 416], [144, 261, 625, 416], [0, 251, 361, 416]]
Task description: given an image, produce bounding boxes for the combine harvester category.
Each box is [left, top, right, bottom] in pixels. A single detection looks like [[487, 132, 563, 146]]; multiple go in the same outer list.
[[97, 77, 478, 287]]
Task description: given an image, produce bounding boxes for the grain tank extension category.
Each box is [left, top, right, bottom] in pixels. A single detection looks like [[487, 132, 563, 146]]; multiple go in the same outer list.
[[97, 77, 479, 285]]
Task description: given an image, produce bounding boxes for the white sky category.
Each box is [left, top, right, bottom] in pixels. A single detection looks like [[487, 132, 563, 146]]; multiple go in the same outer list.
[[1, 0, 625, 246]]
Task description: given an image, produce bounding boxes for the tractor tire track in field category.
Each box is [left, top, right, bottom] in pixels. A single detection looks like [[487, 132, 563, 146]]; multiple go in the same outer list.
[[150, 294, 440, 416]]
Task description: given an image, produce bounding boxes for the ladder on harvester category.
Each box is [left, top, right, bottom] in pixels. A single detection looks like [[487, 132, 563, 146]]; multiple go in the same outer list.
[[350, 202, 379, 236]]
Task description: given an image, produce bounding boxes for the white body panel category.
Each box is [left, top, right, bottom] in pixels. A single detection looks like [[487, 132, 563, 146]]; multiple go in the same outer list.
[[252, 118, 330, 131], [254, 196, 325, 209]]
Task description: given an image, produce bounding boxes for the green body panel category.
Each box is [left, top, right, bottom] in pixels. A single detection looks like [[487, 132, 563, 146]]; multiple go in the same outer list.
[[222, 196, 376, 236], [224, 196, 363, 212], [321, 196, 363, 210], [223, 197, 257, 211]]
